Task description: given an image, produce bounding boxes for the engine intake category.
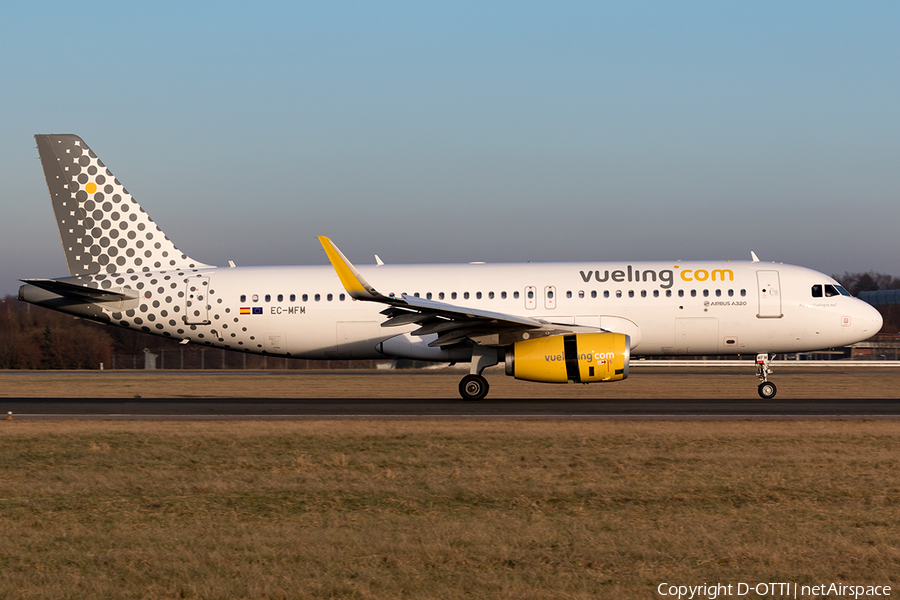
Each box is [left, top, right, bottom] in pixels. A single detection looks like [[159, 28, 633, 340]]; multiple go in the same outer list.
[[505, 332, 630, 384]]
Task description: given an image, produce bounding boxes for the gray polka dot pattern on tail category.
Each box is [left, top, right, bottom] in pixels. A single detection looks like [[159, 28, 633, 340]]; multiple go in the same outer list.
[[32, 135, 246, 349], [35, 134, 209, 277]]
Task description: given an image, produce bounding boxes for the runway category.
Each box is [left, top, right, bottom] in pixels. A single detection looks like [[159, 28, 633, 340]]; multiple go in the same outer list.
[[4, 397, 900, 420]]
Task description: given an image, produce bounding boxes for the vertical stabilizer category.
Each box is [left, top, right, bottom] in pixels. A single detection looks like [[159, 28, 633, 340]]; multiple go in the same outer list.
[[35, 134, 209, 276]]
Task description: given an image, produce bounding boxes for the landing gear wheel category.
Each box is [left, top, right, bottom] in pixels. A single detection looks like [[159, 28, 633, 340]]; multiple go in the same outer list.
[[459, 374, 490, 401], [758, 381, 777, 399]]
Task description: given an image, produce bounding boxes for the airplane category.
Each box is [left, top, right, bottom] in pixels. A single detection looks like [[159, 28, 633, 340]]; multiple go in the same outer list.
[[19, 134, 883, 400]]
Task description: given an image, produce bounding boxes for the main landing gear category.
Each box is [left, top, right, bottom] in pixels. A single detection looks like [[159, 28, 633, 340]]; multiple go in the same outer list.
[[459, 346, 500, 400], [459, 374, 489, 401], [756, 353, 777, 399]]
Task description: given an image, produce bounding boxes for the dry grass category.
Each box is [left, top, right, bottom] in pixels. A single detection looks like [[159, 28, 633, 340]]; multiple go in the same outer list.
[[1, 366, 899, 398], [1, 420, 899, 599]]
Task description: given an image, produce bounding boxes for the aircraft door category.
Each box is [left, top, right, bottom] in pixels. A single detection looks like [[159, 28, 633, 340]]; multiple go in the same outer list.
[[525, 286, 536, 310], [185, 276, 210, 325], [544, 286, 556, 310], [756, 270, 783, 318], [675, 317, 719, 354]]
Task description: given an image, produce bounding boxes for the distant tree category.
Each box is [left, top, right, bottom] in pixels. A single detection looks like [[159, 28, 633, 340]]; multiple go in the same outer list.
[[0, 296, 115, 369], [833, 272, 900, 297]]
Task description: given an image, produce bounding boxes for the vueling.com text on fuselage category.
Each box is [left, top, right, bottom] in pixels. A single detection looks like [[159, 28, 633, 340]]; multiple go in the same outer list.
[[579, 266, 734, 289]]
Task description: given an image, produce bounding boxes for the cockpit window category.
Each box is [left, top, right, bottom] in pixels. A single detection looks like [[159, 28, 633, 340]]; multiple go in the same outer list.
[[814, 284, 851, 298]]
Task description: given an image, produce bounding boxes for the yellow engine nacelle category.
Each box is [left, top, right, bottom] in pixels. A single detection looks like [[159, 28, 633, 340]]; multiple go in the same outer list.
[[505, 332, 630, 384]]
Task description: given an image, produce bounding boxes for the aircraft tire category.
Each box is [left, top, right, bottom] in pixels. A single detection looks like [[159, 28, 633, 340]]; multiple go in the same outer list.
[[459, 374, 489, 401], [758, 381, 777, 399]]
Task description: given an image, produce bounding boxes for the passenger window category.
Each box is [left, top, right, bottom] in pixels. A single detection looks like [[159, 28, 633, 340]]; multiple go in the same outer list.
[[591, 291, 597, 298], [513, 291, 520, 299], [653, 290, 659, 297], [566, 291, 572, 299], [277, 294, 283, 302], [616, 290, 622, 298], [702, 290, 709, 297], [240, 294, 246, 302], [314, 294, 320, 301], [501, 291, 507, 299], [439, 292, 445, 300], [678, 290, 684, 297], [414, 292, 420, 298], [812, 284, 823, 298], [489, 291, 495, 299], [666, 290, 672, 297], [426, 292, 432, 300], [476, 292, 482, 299], [452, 292, 457, 300], [527, 290, 534, 299], [464, 292, 470, 299], [302, 294, 308, 302], [604, 291, 610, 298], [715, 290, 721, 297], [327, 293, 333, 301], [252, 294, 259, 302], [290, 294, 296, 302], [728, 289, 733, 297], [629, 291, 635, 298], [640, 290, 646, 298], [547, 290, 554, 299], [264, 294, 271, 302]]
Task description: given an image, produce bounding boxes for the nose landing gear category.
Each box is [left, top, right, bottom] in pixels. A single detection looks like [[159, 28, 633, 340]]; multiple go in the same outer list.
[[756, 353, 777, 399]]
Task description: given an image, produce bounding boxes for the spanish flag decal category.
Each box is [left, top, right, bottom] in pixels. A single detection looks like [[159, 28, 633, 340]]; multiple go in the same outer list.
[[240, 307, 251, 315]]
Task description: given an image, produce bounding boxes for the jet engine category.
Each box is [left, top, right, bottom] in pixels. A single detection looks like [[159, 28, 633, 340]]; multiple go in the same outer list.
[[505, 332, 630, 384]]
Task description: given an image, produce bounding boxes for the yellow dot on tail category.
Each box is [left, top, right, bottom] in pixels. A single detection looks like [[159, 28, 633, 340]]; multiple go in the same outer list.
[[85, 182, 97, 194]]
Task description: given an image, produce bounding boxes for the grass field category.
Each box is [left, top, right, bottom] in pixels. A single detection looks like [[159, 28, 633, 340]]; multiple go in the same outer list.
[[1, 365, 900, 399], [2, 420, 899, 599]]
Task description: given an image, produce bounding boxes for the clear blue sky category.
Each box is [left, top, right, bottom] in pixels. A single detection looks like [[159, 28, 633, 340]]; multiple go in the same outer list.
[[3, 1, 899, 295]]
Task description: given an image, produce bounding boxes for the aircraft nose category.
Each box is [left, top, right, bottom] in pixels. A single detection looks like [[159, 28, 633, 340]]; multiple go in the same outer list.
[[857, 300, 883, 336]]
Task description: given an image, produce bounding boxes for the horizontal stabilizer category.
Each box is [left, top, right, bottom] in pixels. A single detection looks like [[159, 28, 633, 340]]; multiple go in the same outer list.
[[20, 278, 137, 302]]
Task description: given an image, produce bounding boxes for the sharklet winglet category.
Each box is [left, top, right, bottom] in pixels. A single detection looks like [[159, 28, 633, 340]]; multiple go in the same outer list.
[[318, 236, 383, 301]]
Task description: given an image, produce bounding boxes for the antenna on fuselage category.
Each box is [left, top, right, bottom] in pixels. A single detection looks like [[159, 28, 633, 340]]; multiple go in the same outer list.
[[750, 251, 760, 262]]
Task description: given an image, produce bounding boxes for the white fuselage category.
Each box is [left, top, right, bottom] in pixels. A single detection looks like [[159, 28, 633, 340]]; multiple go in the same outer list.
[[40, 259, 881, 361]]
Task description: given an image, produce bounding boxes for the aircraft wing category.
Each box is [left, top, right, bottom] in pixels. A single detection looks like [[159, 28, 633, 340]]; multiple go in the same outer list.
[[319, 237, 592, 347], [20, 278, 138, 303]]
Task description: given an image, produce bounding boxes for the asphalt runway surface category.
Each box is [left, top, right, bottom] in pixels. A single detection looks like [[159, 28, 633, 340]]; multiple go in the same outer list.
[[5, 397, 900, 420]]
